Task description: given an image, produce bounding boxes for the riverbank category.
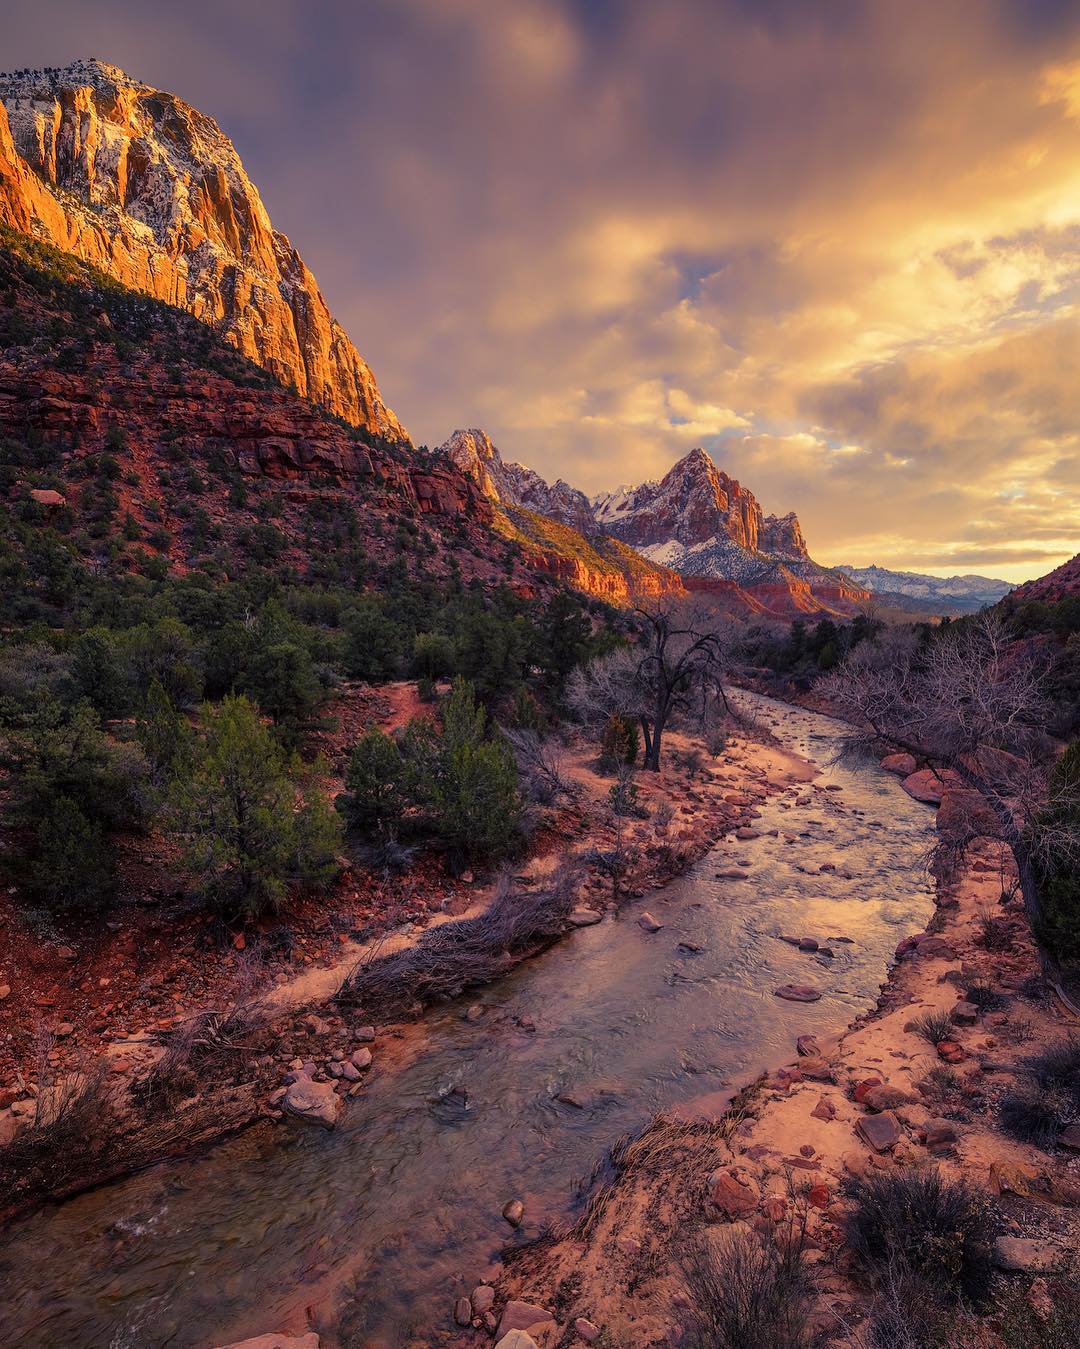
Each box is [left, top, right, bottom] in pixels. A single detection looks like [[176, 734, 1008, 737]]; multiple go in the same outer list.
[[0, 687, 809, 1220], [495, 804, 1080, 1346]]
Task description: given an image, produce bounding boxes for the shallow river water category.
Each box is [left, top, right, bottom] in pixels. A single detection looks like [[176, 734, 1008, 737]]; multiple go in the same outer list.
[[0, 693, 936, 1348]]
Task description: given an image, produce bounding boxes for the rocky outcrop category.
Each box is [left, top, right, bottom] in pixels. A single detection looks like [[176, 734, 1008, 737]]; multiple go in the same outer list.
[[439, 429, 594, 530], [0, 60, 406, 442], [593, 449, 869, 616], [1006, 552, 1080, 605], [437, 430, 684, 603]]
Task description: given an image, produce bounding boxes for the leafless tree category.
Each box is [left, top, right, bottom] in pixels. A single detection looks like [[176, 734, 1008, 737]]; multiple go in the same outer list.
[[567, 600, 734, 771], [821, 612, 1073, 926], [504, 727, 578, 805]]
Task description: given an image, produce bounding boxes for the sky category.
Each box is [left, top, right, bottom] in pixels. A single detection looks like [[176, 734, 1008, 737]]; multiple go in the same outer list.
[[5, 0, 1080, 582]]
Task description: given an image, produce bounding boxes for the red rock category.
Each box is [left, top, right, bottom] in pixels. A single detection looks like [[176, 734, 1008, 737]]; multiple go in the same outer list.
[[853, 1078, 883, 1103], [855, 1111, 901, 1152], [808, 1183, 830, 1208], [861, 1084, 913, 1112], [901, 769, 961, 805], [774, 984, 822, 1002], [937, 1041, 965, 1064], [497, 1300, 556, 1338], [811, 1096, 836, 1121], [880, 753, 916, 775], [706, 1169, 759, 1219]]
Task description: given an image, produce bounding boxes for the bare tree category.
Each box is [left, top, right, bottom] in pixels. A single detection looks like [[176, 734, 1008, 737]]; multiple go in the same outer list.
[[568, 600, 734, 771], [504, 727, 578, 805], [821, 612, 1068, 925]]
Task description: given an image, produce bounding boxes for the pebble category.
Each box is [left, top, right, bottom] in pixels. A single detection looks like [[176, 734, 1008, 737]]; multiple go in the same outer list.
[[638, 911, 662, 933], [502, 1198, 525, 1227]]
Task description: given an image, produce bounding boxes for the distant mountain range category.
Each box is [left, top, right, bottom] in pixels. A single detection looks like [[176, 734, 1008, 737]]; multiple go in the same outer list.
[[834, 564, 1013, 614], [439, 434, 869, 618]]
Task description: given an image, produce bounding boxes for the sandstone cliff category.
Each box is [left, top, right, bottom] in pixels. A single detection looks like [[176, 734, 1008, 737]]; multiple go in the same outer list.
[[0, 59, 406, 442]]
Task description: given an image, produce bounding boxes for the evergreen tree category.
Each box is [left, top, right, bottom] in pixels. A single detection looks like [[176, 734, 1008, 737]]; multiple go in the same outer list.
[[337, 729, 407, 835], [172, 695, 341, 918]]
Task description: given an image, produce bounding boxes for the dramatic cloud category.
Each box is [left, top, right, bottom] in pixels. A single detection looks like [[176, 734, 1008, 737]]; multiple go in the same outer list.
[[5, 0, 1080, 580]]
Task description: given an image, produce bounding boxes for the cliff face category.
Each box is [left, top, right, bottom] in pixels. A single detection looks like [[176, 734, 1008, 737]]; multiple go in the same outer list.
[[0, 60, 407, 442]]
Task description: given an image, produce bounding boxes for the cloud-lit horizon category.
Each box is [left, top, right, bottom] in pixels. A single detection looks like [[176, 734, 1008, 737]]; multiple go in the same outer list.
[[6, 0, 1080, 583]]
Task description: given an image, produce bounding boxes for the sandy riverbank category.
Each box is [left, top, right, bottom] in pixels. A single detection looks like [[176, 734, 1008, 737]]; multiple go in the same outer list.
[[493, 816, 1080, 1346]]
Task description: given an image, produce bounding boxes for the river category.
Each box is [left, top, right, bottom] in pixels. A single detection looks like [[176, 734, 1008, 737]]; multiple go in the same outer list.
[[0, 693, 936, 1347]]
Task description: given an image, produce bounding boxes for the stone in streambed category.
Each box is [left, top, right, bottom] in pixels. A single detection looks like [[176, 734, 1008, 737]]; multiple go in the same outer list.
[[495, 1335, 540, 1349], [880, 753, 916, 775], [568, 908, 603, 927], [774, 984, 821, 1002], [454, 1296, 473, 1326], [282, 1077, 339, 1129], [502, 1198, 525, 1226], [497, 1300, 556, 1338], [796, 1034, 820, 1056], [472, 1285, 496, 1314], [638, 911, 662, 932]]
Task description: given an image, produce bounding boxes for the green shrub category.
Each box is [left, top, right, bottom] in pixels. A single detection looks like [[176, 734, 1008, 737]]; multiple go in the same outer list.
[[337, 729, 407, 835], [28, 794, 114, 911], [600, 712, 639, 768], [171, 695, 341, 918], [1033, 742, 1080, 966]]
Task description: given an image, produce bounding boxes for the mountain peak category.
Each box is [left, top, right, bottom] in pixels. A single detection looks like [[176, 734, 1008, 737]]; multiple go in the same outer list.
[[0, 59, 407, 441]]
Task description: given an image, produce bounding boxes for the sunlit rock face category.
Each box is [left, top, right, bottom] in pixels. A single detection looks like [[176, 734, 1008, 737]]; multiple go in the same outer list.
[[0, 59, 407, 442], [438, 428, 595, 531], [592, 448, 868, 615], [436, 428, 685, 603]]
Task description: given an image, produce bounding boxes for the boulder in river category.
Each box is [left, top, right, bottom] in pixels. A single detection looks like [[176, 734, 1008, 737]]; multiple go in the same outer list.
[[497, 1299, 556, 1338], [880, 753, 916, 775], [774, 984, 822, 1002], [282, 1076, 340, 1129], [901, 768, 961, 804]]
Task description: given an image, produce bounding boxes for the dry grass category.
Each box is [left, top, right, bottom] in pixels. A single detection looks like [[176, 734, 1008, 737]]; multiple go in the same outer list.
[[679, 1213, 818, 1349], [337, 867, 578, 1017]]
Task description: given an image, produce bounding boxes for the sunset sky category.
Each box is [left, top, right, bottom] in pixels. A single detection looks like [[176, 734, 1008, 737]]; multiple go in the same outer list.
[[6, 0, 1080, 582]]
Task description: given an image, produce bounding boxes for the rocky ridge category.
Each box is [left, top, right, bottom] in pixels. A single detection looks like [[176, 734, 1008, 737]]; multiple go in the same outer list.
[[438, 429, 685, 604], [1006, 552, 1080, 605], [0, 59, 406, 441]]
